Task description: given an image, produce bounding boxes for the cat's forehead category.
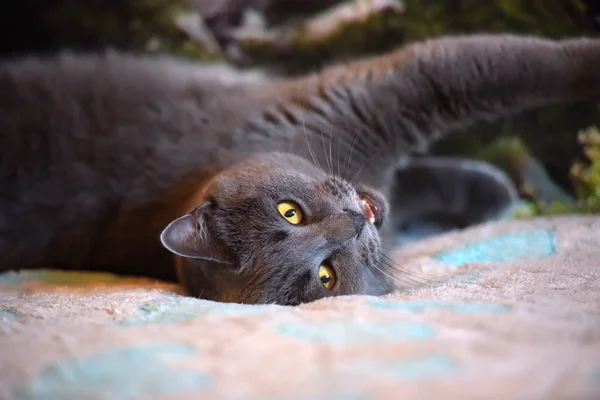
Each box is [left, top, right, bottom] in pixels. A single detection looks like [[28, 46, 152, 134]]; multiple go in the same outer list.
[[211, 169, 315, 197], [317, 178, 357, 199], [211, 162, 358, 202]]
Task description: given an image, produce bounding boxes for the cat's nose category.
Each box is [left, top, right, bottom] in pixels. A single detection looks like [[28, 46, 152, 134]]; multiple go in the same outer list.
[[347, 210, 366, 235], [323, 211, 366, 247]]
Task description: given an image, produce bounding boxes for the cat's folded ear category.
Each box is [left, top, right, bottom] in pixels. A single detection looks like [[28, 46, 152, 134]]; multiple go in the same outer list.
[[160, 203, 233, 264]]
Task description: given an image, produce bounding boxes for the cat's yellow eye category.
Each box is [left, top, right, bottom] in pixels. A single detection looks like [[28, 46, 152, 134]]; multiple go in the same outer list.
[[277, 201, 303, 224], [318, 264, 336, 290]]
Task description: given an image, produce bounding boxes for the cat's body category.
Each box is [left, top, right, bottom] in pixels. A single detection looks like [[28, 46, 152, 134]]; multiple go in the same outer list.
[[0, 53, 271, 281], [1, 34, 600, 304]]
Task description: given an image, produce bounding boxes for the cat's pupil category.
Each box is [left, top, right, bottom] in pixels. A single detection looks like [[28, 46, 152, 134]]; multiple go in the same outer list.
[[320, 275, 331, 284], [284, 209, 296, 218]]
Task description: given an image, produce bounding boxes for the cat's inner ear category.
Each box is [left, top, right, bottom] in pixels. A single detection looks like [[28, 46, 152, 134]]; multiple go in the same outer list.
[[160, 203, 232, 264]]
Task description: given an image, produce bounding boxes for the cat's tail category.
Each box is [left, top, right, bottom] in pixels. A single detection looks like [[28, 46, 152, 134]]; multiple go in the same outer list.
[[263, 34, 600, 158]]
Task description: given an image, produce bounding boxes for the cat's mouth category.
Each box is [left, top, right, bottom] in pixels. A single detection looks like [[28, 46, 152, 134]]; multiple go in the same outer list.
[[359, 194, 381, 226]]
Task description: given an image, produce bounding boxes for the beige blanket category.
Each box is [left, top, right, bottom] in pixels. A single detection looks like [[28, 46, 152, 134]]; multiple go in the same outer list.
[[1, 215, 599, 400]]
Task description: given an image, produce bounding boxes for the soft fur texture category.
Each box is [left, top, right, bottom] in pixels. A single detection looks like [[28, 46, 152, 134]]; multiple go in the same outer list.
[[1, 216, 599, 399], [1, 34, 600, 305]]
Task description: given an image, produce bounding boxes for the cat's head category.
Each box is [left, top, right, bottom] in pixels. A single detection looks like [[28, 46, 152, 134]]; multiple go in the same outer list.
[[160, 152, 393, 305]]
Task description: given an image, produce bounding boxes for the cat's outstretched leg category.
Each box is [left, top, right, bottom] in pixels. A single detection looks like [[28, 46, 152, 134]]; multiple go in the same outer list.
[[254, 34, 600, 186], [389, 157, 517, 243]]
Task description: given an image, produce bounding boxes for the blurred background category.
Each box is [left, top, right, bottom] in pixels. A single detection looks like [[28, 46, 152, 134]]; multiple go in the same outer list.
[[1, 0, 599, 215]]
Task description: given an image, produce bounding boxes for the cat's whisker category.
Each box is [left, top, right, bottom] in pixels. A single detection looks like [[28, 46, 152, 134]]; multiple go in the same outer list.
[[319, 123, 333, 176], [380, 261, 429, 285], [328, 117, 335, 181], [302, 117, 324, 175], [335, 126, 343, 183], [379, 253, 434, 286], [336, 144, 341, 182], [370, 260, 422, 288], [376, 258, 433, 288], [331, 127, 345, 185], [345, 130, 383, 186], [345, 128, 360, 175], [348, 156, 371, 186], [381, 253, 424, 277], [381, 245, 402, 252]]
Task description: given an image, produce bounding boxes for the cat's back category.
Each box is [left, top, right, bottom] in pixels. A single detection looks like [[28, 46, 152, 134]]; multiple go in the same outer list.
[[0, 51, 267, 273], [0, 51, 266, 185], [0, 51, 265, 142], [0, 50, 264, 98]]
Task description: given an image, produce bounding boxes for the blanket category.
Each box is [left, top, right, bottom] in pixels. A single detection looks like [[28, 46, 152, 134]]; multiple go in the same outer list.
[[1, 215, 599, 400]]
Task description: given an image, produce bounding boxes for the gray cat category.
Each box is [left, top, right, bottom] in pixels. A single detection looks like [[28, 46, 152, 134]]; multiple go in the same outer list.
[[1, 34, 599, 305]]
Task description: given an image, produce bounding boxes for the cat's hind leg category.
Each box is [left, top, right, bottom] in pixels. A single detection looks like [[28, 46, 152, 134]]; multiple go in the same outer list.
[[389, 157, 518, 243]]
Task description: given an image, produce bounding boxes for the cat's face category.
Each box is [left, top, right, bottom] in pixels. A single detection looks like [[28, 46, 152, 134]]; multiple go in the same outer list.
[[160, 153, 393, 305]]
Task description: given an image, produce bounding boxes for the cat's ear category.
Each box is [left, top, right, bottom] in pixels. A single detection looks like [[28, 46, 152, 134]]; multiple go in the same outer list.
[[160, 203, 233, 264]]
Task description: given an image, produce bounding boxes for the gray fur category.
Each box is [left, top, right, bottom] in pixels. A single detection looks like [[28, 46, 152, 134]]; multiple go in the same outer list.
[[1, 34, 599, 304], [163, 152, 390, 304], [392, 157, 518, 237]]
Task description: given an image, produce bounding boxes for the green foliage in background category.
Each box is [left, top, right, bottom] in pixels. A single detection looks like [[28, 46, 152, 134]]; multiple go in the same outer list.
[[35, 0, 217, 60], [398, 0, 588, 39], [533, 126, 600, 215], [241, 0, 591, 72]]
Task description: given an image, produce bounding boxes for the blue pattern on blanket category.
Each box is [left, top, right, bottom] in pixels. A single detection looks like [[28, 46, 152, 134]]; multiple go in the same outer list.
[[0, 308, 20, 320], [433, 229, 557, 267], [12, 344, 209, 400], [277, 320, 435, 344], [286, 355, 459, 400], [0, 270, 130, 285], [122, 296, 280, 325], [329, 354, 458, 381], [282, 354, 459, 400], [368, 299, 510, 314], [448, 273, 482, 284], [289, 395, 367, 400]]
